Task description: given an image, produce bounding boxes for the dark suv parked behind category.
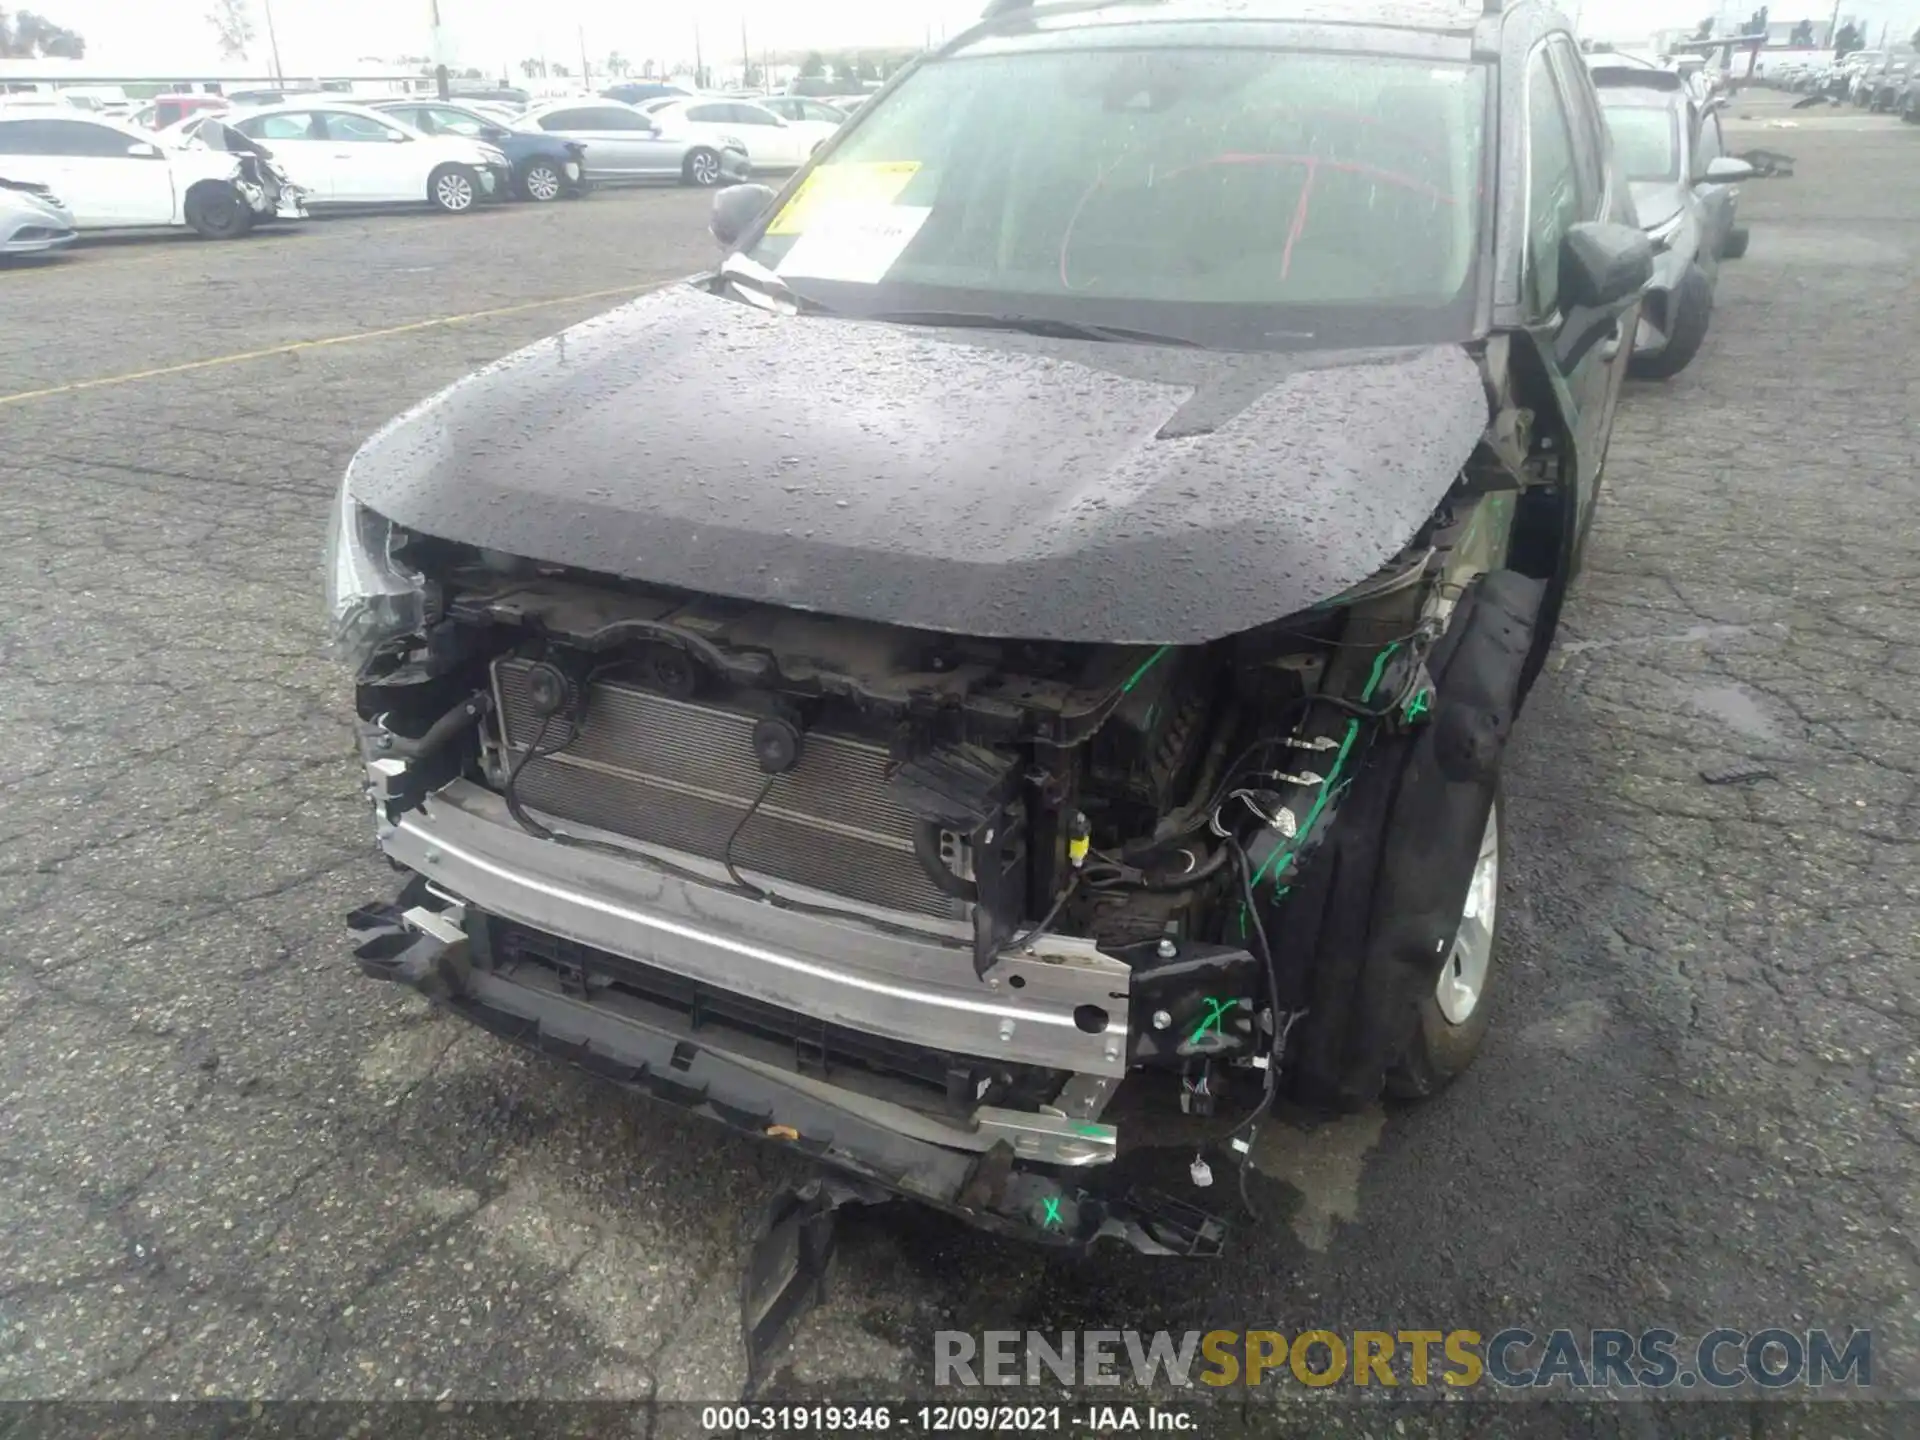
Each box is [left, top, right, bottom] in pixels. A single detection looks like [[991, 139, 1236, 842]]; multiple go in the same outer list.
[[333, 0, 1650, 1280]]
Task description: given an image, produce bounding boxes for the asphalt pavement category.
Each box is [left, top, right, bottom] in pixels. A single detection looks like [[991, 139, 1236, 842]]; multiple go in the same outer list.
[[1, 104, 1915, 1434]]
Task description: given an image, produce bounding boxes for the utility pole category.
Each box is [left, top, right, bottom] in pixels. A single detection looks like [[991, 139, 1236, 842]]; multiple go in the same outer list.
[[579, 24, 590, 87], [429, 0, 449, 99], [1826, 0, 1841, 49], [741, 18, 751, 89], [693, 20, 704, 89], [261, 0, 284, 82]]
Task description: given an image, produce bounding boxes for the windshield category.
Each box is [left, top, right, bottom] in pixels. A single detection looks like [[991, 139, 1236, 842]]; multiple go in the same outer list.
[[1601, 101, 1679, 183], [744, 45, 1488, 350]]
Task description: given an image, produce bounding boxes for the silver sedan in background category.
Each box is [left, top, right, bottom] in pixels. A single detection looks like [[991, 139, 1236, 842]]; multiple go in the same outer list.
[[518, 99, 751, 186]]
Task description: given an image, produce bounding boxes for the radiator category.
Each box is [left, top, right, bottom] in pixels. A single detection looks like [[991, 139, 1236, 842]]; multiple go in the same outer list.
[[492, 658, 964, 919]]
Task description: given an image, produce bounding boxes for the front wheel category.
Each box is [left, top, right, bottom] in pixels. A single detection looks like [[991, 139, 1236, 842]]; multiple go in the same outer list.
[[429, 164, 480, 214], [682, 147, 723, 187], [185, 182, 253, 240], [1386, 792, 1504, 1100], [521, 160, 564, 202], [1628, 264, 1712, 380]]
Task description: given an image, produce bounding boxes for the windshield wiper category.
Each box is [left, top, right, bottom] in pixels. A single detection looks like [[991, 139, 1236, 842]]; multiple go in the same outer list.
[[871, 311, 1199, 348], [715, 253, 835, 317]]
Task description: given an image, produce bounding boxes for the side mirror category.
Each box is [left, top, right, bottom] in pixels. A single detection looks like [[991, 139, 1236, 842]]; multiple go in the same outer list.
[[710, 181, 777, 248], [1701, 155, 1754, 182], [481, 125, 511, 142], [1555, 220, 1654, 371], [126, 141, 161, 158], [1560, 221, 1653, 310]]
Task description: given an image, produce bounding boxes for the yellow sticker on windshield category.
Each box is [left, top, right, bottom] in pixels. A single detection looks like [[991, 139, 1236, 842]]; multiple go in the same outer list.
[[766, 161, 921, 236]]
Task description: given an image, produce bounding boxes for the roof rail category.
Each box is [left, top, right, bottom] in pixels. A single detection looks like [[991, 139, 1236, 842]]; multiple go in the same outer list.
[[982, 0, 1167, 16]]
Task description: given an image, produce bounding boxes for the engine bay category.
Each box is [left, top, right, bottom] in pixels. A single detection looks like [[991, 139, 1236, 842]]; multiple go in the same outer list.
[[354, 480, 1525, 1136]]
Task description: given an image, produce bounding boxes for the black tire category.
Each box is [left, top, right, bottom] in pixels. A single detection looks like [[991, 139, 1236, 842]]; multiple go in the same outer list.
[[682, 147, 724, 187], [428, 163, 481, 214], [1721, 224, 1750, 260], [521, 159, 565, 202], [184, 182, 253, 240], [1385, 790, 1505, 1101], [1627, 264, 1712, 380]]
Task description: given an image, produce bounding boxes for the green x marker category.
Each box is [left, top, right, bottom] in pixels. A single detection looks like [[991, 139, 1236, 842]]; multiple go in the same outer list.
[[1041, 1196, 1063, 1229], [1404, 688, 1434, 722], [1189, 996, 1234, 1046]]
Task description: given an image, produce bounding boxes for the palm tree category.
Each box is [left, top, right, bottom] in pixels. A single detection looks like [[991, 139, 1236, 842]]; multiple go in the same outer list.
[[605, 49, 629, 78]]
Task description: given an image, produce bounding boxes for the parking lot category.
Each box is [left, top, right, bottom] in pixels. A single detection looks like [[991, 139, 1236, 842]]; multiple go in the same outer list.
[[3, 97, 1917, 1427]]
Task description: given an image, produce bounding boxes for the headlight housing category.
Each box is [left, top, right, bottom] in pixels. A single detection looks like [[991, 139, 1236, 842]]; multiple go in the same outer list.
[[324, 476, 426, 672], [478, 145, 509, 166], [721, 134, 747, 153]]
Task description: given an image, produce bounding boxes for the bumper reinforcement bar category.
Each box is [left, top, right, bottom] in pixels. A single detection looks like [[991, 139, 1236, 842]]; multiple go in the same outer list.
[[350, 889, 1227, 1261]]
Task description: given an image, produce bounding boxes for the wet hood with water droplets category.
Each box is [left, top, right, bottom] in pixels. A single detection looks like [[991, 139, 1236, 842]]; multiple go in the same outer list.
[[346, 284, 1489, 645]]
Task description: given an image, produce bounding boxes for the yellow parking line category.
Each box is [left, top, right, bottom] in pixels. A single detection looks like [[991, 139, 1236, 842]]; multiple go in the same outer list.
[[0, 282, 659, 407]]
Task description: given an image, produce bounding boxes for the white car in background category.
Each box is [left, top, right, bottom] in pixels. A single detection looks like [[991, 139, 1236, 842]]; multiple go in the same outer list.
[[646, 97, 838, 171], [0, 111, 307, 238], [758, 95, 853, 132], [225, 101, 513, 213]]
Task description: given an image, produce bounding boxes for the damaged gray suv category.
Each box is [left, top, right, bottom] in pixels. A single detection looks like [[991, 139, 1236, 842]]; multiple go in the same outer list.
[[330, 0, 1650, 1298]]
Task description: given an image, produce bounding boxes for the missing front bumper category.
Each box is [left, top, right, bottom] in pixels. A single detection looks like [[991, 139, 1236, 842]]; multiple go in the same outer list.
[[348, 884, 1223, 1257]]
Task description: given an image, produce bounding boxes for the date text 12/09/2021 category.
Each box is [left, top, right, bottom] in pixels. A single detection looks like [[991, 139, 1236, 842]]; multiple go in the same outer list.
[[701, 1405, 1197, 1432]]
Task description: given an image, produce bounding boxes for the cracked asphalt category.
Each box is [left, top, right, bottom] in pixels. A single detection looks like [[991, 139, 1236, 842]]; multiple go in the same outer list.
[[2, 98, 1915, 1433]]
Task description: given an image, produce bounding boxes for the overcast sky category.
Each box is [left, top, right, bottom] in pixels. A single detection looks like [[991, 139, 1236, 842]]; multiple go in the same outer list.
[[25, 0, 1920, 76]]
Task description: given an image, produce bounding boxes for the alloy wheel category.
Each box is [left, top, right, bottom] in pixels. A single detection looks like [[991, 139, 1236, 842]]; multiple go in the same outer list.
[[1435, 800, 1500, 1026], [436, 173, 475, 211]]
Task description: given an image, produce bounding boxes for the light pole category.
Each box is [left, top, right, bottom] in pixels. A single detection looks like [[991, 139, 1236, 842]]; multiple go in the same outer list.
[[429, 0, 449, 98], [261, 0, 284, 82]]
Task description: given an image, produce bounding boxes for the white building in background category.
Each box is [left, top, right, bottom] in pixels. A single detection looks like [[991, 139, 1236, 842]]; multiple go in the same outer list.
[[0, 53, 451, 100]]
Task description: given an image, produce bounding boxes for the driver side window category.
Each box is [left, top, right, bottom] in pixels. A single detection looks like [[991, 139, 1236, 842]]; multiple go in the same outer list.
[[323, 112, 401, 143], [427, 107, 487, 136], [1524, 50, 1582, 317], [239, 112, 318, 141]]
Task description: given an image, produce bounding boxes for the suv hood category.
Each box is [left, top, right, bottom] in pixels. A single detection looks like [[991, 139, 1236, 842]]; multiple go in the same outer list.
[[346, 285, 1489, 645]]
